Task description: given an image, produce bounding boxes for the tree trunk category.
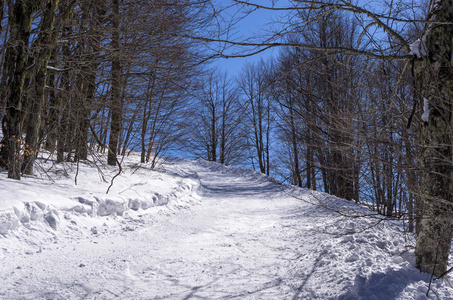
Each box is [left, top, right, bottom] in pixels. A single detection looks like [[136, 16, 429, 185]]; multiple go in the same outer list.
[[220, 99, 226, 164], [44, 49, 58, 152], [3, 0, 40, 179], [107, 0, 122, 166], [289, 96, 302, 187], [23, 0, 60, 175], [0, 0, 4, 31], [414, 0, 453, 277], [211, 102, 217, 162]]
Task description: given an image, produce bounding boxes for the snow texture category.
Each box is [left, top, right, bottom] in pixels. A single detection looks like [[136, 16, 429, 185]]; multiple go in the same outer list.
[[0, 152, 452, 299]]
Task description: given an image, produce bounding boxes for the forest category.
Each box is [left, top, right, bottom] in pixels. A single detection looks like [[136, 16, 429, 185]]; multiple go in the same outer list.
[[0, 0, 452, 279]]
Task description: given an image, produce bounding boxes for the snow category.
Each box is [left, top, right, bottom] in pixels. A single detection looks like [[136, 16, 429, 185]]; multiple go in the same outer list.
[[422, 98, 431, 122], [410, 0, 441, 59], [409, 39, 428, 58], [1, 152, 453, 299], [46, 65, 67, 72]]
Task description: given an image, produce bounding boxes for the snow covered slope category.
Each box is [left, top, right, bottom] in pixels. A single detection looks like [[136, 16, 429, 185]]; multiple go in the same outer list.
[[0, 155, 201, 235], [0, 154, 452, 299]]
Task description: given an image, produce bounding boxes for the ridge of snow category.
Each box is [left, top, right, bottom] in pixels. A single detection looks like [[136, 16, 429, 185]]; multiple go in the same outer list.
[[0, 153, 202, 236]]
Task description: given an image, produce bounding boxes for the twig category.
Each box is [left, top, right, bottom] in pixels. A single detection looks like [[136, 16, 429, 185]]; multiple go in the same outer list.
[[89, 125, 123, 194], [75, 158, 80, 185], [427, 247, 440, 297], [437, 266, 453, 280], [107, 162, 123, 194]]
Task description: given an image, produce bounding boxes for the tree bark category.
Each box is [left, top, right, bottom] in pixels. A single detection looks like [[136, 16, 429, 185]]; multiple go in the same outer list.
[[288, 94, 302, 187], [107, 0, 122, 166], [75, 0, 107, 161], [414, 0, 453, 277], [0, 0, 4, 31], [22, 0, 60, 175], [3, 0, 40, 179]]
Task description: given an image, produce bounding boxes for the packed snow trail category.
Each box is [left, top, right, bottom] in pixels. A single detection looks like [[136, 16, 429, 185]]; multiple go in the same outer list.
[[1, 159, 452, 299]]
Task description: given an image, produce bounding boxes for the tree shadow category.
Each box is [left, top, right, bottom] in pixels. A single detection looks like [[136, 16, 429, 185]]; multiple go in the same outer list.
[[173, 262, 290, 300], [291, 251, 324, 299], [201, 181, 279, 199], [337, 269, 428, 300], [181, 276, 286, 300]]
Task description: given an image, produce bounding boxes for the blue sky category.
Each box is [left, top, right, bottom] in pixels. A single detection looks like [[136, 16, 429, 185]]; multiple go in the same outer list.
[[216, 48, 279, 78], [213, 1, 287, 77]]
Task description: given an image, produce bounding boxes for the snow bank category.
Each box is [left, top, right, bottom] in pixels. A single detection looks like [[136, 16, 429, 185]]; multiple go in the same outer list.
[[0, 153, 202, 236], [275, 188, 453, 299]]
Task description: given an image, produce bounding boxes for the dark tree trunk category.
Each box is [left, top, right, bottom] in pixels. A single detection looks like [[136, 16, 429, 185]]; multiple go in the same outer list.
[[76, 0, 106, 161], [3, 0, 40, 179], [44, 49, 58, 152], [0, 0, 4, 31], [56, 59, 72, 162], [289, 96, 302, 187], [220, 101, 226, 164], [414, 0, 453, 277], [211, 102, 217, 162], [107, 0, 122, 166], [23, 0, 60, 175]]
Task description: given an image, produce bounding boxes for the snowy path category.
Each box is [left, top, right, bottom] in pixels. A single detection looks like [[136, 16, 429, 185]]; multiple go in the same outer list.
[[1, 159, 452, 299], [1, 163, 308, 299]]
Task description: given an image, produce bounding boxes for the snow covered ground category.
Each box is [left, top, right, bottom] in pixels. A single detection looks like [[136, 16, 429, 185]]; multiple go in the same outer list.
[[0, 153, 452, 299]]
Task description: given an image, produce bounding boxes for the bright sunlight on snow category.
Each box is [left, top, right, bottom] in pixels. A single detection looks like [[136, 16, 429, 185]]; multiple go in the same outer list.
[[1, 152, 453, 299]]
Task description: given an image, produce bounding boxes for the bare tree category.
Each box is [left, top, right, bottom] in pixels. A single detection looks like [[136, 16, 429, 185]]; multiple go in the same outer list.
[[187, 70, 246, 165], [0, 0, 209, 173], [191, 0, 451, 276], [22, 0, 69, 175], [238, 62, 273, 175], [1, 0, 41, 179]]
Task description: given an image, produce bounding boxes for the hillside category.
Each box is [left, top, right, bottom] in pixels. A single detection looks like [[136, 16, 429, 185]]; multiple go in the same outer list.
[[0, 154, 452, 299]]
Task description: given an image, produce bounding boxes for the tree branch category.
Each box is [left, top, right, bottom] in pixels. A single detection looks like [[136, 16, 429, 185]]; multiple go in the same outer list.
[[89, 124, 123, 194], [182, 34, 411, 60], [233, 0, 412, 53]]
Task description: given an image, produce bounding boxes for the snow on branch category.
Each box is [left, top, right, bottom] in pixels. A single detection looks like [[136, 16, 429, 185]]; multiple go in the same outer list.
[[422, 98, 430, 122], [409, 39, 428, 58], [46, 65, 68, 72]]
